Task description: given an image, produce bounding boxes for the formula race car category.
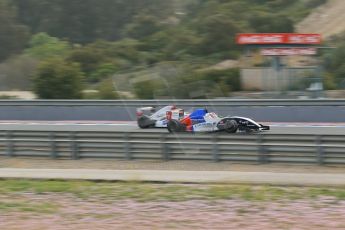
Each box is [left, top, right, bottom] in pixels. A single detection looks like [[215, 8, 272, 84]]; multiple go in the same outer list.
[[136, 105, 185, 128], [166, 108, 269, 133]]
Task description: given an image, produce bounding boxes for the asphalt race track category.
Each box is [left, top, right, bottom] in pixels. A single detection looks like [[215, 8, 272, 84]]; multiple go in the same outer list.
[[2, 105, 345, 122], [0, 122, 344, 135]]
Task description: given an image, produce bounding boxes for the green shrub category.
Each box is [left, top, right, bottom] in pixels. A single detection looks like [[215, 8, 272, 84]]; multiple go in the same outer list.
[[33, 58, 84, 99], [97, 78, 119, 99]]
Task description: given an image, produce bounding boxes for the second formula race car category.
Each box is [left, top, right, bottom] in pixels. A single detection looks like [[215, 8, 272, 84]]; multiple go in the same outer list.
[[136, 105, 185, 128], [166, 108, 269, 133]]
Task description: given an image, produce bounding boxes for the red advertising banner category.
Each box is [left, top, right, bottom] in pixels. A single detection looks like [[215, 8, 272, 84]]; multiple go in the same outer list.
[[261, 48, 317, 56], [236, 33, 322, 45]]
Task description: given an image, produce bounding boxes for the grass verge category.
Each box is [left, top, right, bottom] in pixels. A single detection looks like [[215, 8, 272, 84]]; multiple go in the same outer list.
[[0, 179, 344, 202]]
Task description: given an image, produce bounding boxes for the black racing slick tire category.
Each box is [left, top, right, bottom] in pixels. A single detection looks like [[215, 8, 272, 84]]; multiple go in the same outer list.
[[137, 116, 155, 129], [224, 119, 238, 133], [167, 120, 185, 133]]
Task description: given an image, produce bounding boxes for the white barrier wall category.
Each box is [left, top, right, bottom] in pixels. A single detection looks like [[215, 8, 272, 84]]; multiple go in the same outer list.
[[241, 67, 317, 91]]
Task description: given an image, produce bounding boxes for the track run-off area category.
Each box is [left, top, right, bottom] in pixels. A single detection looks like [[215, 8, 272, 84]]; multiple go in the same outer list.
[[1, 120, 345, 186]]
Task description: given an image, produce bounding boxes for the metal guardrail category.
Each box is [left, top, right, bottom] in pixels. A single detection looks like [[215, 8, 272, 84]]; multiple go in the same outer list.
[[1, 99, 345, 107], [1, 130, 344, 165]]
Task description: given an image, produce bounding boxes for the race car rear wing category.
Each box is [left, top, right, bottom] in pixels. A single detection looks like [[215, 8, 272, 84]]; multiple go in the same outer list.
[[136, 107, 155, 117]]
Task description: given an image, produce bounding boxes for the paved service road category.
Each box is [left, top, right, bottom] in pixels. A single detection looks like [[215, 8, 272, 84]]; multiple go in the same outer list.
[[0, 123, 344, 135], [1, 168, 345, 186]]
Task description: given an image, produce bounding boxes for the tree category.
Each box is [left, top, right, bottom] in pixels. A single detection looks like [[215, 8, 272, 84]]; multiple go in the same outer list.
[[12, 0, 175, 43], [249, 13, 294, 33], [66, 47, 106, 82], [89, 63, 118, 83], [324, 42, 345, 88], [324, 43, 345, 72], [66, 39, 144, 83], [143, 27, 201, 60], [97, 78, 119, 99], [124, 14, 163, 39], [133, 80, 161, 99], [197, 14, 241, 57], [33, 58, 84, 99], [0, 0, 30, 61], [25, 32, 70, 59]]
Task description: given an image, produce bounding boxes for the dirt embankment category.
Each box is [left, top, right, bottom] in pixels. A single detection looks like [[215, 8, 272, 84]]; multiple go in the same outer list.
[[296, 0, 345, 38]]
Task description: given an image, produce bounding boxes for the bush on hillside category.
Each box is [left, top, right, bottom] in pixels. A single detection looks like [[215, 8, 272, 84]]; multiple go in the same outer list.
[[33, 58, 84, 99]]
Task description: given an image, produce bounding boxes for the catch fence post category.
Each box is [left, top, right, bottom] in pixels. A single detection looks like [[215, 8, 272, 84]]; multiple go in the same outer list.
[[212, 134, 219, 162], [124, 133, 131, 160], [6, 131, 13, 157], [70, 132, 79, 160], [161, 134, 170, 161], [315, 135, 324, 165], [50, 132, 57, 159], [257, 134, 268, 164]]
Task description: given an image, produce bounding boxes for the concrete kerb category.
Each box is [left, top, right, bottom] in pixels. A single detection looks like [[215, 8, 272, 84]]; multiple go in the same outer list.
[[0, 168, 344, 186]]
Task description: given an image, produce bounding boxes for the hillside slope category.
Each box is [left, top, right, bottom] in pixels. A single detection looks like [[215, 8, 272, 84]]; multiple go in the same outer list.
[[296, 0, 345, 38]]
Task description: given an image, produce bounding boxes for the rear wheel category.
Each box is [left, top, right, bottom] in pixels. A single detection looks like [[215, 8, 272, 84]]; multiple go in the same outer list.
[[224, 120, 238, 133], [137, 116, 155, 129]]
